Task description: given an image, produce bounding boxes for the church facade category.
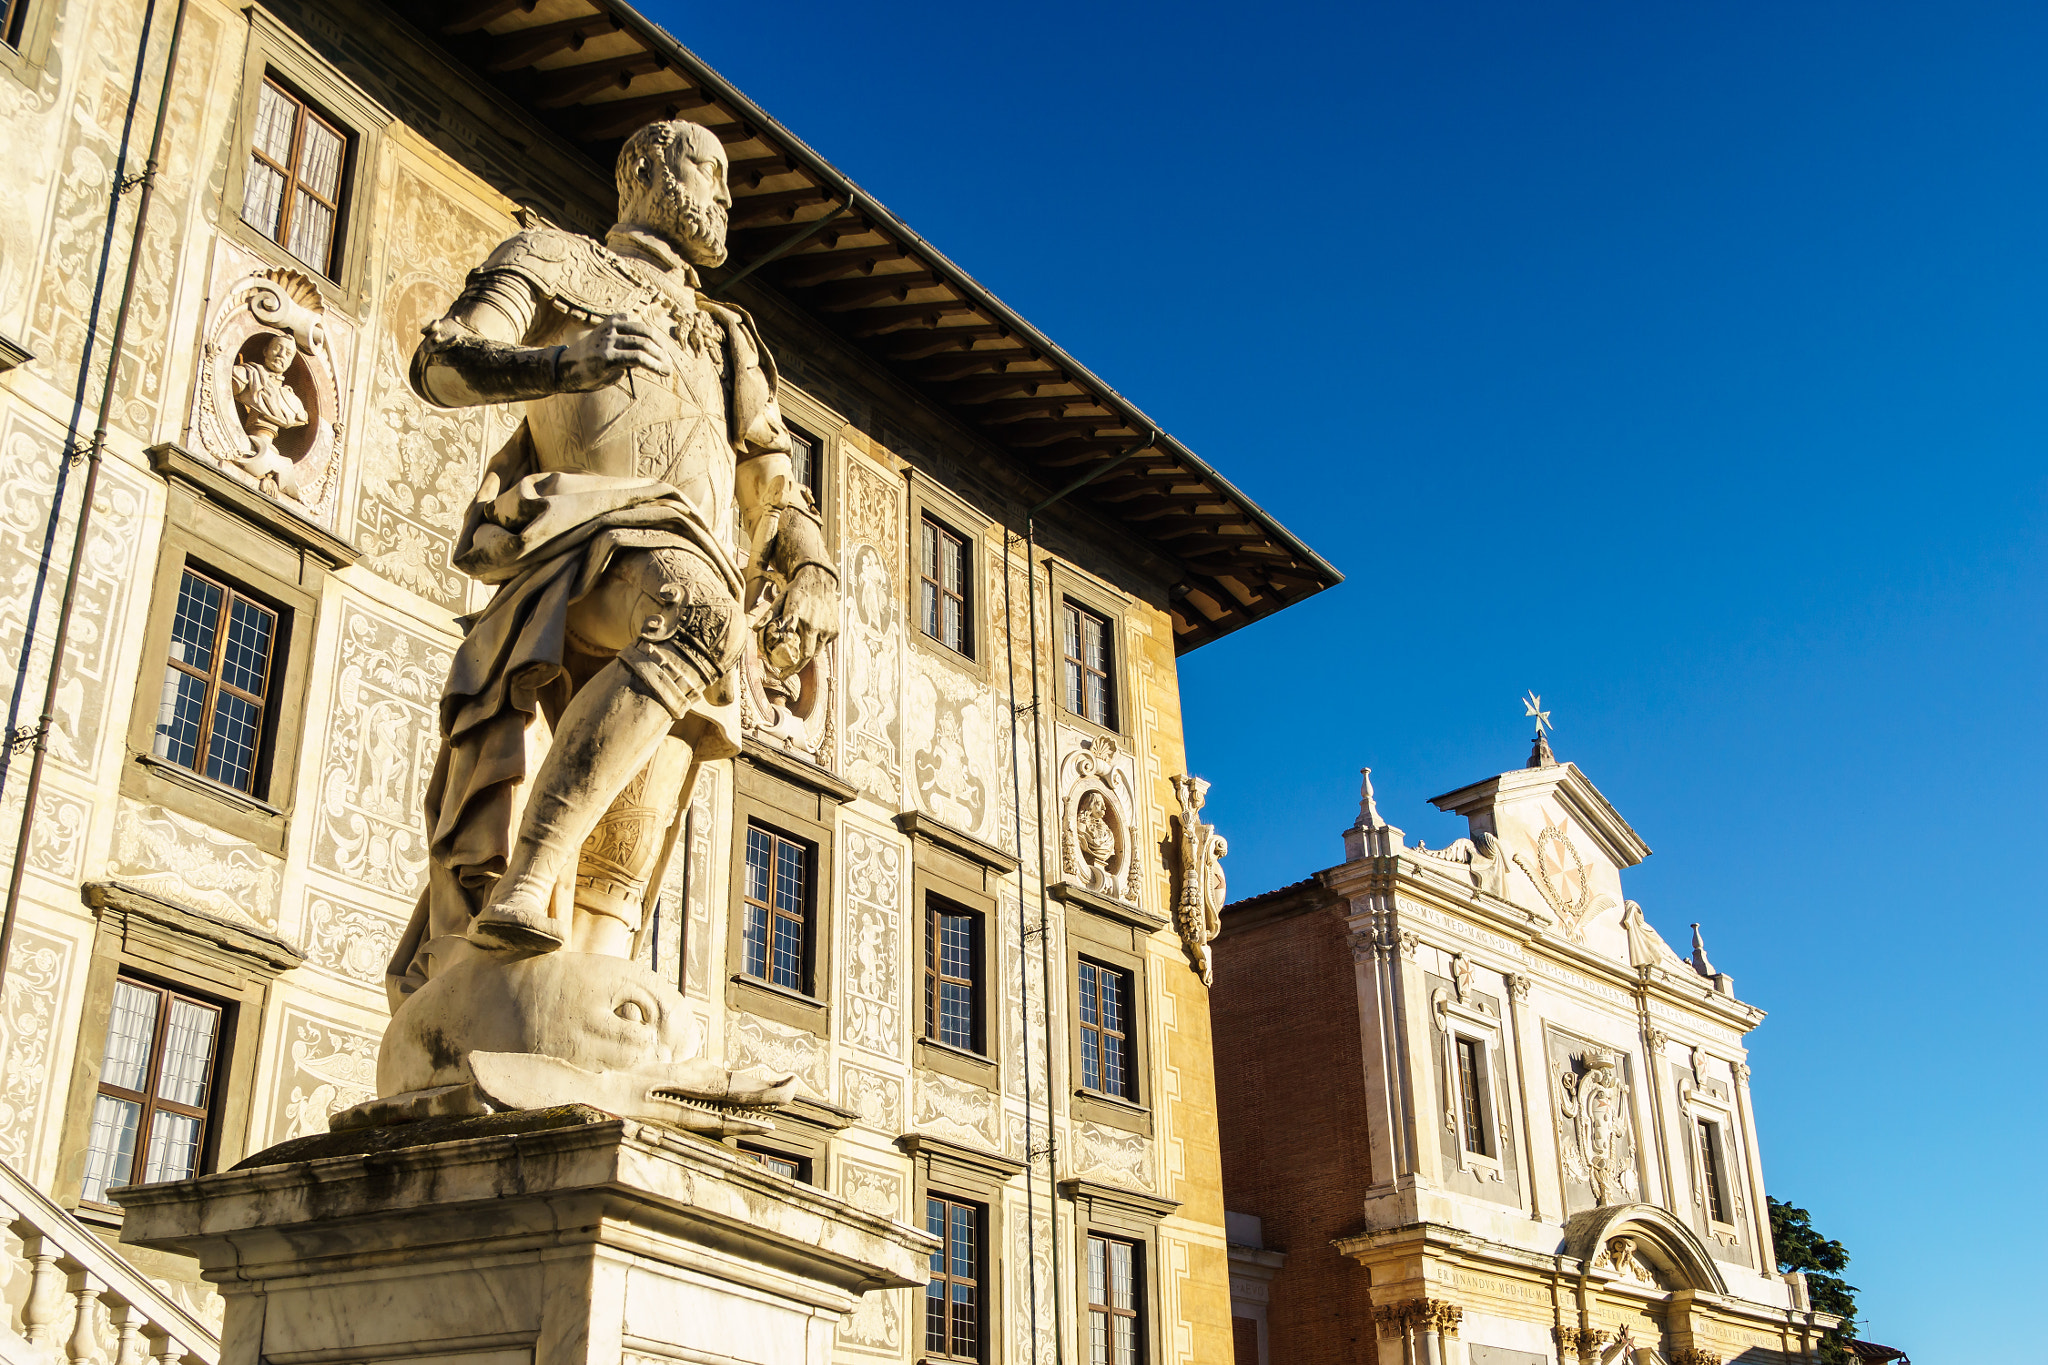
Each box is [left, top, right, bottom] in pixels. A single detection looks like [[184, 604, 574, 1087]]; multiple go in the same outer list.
[[1211, 738, 1838, 1365], [0, 1, 1337, 1362]]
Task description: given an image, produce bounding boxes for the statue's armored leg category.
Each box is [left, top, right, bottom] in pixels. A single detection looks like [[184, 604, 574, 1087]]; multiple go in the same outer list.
[[567, 735, 693, 957], [472, 547, 740, 952], [471, 662, 683, 951]]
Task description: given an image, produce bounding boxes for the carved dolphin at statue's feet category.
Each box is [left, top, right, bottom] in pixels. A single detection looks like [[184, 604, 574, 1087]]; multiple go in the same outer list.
[[329, 951, 796, 1136]]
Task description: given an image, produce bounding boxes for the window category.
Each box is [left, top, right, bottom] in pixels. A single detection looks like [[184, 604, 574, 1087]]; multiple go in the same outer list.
[[925, 1195, 983, 1362], [787, 423, 822, 508], [241, 77, 348, 276], [80, 977, 223, 1204], [925, 898, 981, 1053], [1087, 1233, 1143, 1365], [920, 514, 972, 658], [1078, 959, 1134, 1100], [1455, 1037, 1489, 1157], [741, 824, 811, 993], [738, 1142, 811, 1184], [3, 0, 28, 49], [1063, 600, 1115, 728], [152, 567, 281, 796], [1697, 1119, 1729, 1223]]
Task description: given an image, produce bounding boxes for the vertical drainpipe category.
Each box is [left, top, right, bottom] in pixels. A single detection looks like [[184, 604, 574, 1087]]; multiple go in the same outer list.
[[0, 0, 192, 995], [1002, 431, 1152, 1364]]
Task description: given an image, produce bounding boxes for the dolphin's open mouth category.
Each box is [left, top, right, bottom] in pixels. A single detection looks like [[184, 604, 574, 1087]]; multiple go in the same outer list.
[[648, 1087, 775, 1115]]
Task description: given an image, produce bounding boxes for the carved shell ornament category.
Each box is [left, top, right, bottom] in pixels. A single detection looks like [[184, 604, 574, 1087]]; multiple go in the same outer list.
[[1058, 736, 1140, 905], [1171, 773, 1228, 984], [192, 265, 343, 517]]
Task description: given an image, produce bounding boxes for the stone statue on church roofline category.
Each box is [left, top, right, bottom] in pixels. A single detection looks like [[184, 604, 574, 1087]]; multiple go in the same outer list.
[[332, 120, 838, 1136]]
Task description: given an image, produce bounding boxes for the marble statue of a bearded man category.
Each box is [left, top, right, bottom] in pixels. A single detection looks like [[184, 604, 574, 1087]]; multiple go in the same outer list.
[[391, 120, 837, 989]]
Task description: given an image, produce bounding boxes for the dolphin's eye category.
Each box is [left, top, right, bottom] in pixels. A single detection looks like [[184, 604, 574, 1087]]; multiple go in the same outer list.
[[615, 999, 651, 1025]]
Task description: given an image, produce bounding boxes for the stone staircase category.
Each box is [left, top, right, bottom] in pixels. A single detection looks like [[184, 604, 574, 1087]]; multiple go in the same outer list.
[[0, 1160, 218, 1365]]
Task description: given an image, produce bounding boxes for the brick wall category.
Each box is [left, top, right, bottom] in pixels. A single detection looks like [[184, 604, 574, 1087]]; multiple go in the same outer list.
[[1213, 898, 1380, 1365]]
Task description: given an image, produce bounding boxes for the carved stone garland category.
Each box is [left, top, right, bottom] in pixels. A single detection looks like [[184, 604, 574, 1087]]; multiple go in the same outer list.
[[1559, 1048, 1639, 1205], [191, 266, 343, 516], [1170, 773, 1226, 984], [1058, 736, 1140, 906]]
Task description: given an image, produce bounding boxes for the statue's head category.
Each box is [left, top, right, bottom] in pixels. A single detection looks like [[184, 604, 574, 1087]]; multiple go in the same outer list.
[[616, 120, 731, 268], [260, 331, 297, 373]]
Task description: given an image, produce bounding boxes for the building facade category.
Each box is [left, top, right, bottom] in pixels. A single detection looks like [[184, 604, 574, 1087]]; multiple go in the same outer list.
[[1212, 740, 1837, 1365], [0, 1, 1337, 1362]]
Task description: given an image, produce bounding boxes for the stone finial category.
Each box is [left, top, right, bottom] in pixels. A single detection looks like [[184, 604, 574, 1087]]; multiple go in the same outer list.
[[1343, 766, 1405, 860], [1689, 922, 1718, 978], [1528, 728, 1558, 768]]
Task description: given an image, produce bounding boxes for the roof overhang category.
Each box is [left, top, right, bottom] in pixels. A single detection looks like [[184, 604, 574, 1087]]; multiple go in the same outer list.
[[399, 0, 1342, 651]]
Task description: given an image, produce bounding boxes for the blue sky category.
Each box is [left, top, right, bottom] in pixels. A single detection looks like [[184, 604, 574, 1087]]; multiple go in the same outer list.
[[653, 2, 2045, 1355]]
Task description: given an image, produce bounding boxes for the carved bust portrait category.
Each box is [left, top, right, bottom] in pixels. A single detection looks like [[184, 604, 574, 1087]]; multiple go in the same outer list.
[[231, 330, 311, 497]]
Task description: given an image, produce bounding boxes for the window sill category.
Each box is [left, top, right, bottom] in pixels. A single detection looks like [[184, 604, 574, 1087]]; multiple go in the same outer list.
[[917, 1036, 999, 1089], [135, 752, 285, 815], [121, 751, 289, 857], [727, 973, 828, 1033], [1072, 1086, 1152, 1137]]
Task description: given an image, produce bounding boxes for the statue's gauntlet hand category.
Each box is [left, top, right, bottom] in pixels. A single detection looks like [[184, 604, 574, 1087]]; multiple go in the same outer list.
[[758, 505, 839, 679]]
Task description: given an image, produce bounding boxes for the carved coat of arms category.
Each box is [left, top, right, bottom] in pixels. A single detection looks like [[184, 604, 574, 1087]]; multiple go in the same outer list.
[[1559, 1048, 1638, 1205]]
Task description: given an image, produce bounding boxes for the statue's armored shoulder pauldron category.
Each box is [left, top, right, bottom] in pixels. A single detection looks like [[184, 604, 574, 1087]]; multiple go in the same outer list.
[[472, 228, 656, 325]]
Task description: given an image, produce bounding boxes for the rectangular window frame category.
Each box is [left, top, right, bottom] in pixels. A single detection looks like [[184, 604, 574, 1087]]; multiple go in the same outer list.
[[1435, 987, 1508, 1182], [55, 881, 300, 1227], [77, 974, 227, 1211], [919, 513, 974, 660], [0, 0, 56, 82], [242, 76, 352, 279], [924, 1193, 986, 1364], [923, 894, 984, 1056], [223, 12, 390, 309], [1061, 598, 1117, 731], [1046, 561, 1135, 743], [152, 567, 283, 798], [905, 473, 990, 683], [1086, 1231, 1146, 1365], [1696, 1119, 1730, 1225], [1077, 956, 1137, 1103], [1061, 1179, 1177, 1365], [726, 756, 840, 1034], [901, 1136, 1020, 1365], [1064, 909, 1153, 1136], [910, 835, 1003, 1091], [123, 477, 327, 856]]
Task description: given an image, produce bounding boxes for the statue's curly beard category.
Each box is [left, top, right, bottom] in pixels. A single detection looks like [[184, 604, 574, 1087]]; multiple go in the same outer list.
[[637, 174, 728, 267]]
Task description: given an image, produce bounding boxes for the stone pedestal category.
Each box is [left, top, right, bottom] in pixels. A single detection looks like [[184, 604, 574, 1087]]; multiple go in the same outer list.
[[111, 1108, 931, 1365]]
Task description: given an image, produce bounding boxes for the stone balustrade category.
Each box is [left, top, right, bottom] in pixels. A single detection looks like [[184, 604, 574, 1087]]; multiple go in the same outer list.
[[0, 1160, 218, 1365]]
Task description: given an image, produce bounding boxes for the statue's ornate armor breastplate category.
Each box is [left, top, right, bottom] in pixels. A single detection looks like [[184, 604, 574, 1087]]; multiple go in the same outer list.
[[477, 229, 738, 557]]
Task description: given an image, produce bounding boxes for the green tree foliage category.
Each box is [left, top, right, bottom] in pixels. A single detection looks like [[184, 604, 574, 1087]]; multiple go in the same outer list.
[[1768, 1197, 1858, 1364]]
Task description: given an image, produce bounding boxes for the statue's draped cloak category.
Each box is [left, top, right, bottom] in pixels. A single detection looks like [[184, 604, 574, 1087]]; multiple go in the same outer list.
[[389, 226, 793, 1000]]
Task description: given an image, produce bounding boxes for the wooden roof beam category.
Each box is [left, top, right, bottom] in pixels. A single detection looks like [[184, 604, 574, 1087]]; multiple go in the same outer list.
[[875, 325, 1008, 361], [532, 52, 669, 108], [480, 13, 621, 71], [773, 244, 908, 288], [442, 0, 537, 35], [812, 271, 944, 311], [729, 187, 834, 230], [845, 301, 985, 336], [574, 88, 716, 139], [903, 351, 1039, 383]]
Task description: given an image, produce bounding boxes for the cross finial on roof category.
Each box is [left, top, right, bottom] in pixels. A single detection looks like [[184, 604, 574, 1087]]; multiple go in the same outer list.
[[1523, 692, 1558, 768]]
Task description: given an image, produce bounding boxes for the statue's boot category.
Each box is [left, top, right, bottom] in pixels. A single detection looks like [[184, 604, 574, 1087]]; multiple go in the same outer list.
[[472, 663, 682, 952]]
